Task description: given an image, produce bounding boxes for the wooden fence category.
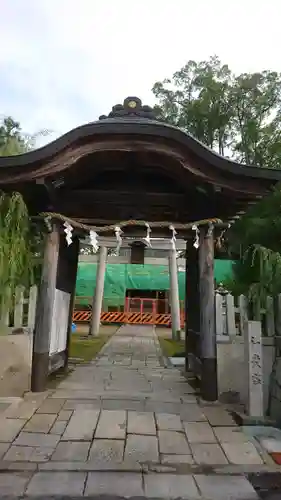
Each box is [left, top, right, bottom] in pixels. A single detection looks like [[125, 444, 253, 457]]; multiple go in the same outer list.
[[215, 292, 280, 337], [0, 285, 37, 331]]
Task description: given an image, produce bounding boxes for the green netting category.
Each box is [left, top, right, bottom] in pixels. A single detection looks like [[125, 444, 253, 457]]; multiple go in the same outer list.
[[76, 260, 234, 307]]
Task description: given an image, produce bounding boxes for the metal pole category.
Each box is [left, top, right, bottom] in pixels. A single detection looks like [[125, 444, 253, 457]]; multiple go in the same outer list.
[[169, 248, 181, 341], [199, 226, 217, 401], [90, 246, 107, 336]]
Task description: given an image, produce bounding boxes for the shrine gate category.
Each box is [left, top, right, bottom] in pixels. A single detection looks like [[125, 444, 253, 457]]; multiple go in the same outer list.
[[0, 96, 280, 401]]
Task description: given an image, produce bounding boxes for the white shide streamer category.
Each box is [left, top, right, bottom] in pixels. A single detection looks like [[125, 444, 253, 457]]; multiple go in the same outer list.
[[144, 222, 152, 247], [63, 221, 73, 246], [169, 224, 177, 251], [114, 226, 123, 255], [192, 224, 200, 249], [89, 230, 99, 253]]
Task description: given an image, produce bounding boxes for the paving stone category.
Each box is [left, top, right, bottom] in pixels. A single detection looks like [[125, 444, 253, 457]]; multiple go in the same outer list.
[[39, 460, 142, 471], [89, 439, 124, 462], [156, 413, 183, 431], [213, 426, 251, 443], [5, 462, 37, 471], [95, 410, 126, 439], [29, 447, 54, 462], [5, 401, 38, 419], [194, 474, 259, 499], [124, 434, 159, 462], [0, 472, 32, 495], [26, 471, 86, 495], [180, 404, 207, 422], [36, 398, 65, 414], [201, 406, 236, 426], [4, 445, 33, 461], [148, 392, 182, 403], [145, 400, 181, 414], [0, 442, 10, 459], [221, 442, 264, 464], [190, 443, 228, 464], [3, 445, 53, 463], [85, 471, 143, 496], [161, 454, 194, 464], [63, 399, 101, 410], [51, 390, 101, 400], [180, 394, 198, 403], [158, 430, 191, 454], [23, 413, 56, 433], [62, 409, 100, 441], [50, 420, 68, 435], [14, 431, 60, 447], [127, 411, 156, 435], [0, 418, 26, 442], [52, 441, 91, 461], [57, 409, 73, 421], [102, 398, 144, 411], [144, 473, 200, 498], [184, 422, 217, 443]]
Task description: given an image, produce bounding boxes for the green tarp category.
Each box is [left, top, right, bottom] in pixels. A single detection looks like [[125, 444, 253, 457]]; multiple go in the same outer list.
[[76, 260, 233, 307]]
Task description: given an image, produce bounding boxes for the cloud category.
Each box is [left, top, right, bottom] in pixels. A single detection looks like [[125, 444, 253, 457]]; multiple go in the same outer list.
[[0, 0, 280, 145]]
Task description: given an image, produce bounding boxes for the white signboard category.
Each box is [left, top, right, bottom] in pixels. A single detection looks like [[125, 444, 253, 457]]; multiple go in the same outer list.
[[49, 289, 71, 355]]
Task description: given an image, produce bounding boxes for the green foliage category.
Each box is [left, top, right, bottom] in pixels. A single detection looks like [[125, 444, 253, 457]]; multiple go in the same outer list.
[[152, 56, 281, 301], [152, 56, 281, 166], [0, 116, 50, 156], [0, 192, 36, 311], [0, 117, 47, 316]]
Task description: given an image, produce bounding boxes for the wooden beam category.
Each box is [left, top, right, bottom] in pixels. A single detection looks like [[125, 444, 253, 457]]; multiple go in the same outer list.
[[185, 240, 200, 374], [31, 226, 60, 392]]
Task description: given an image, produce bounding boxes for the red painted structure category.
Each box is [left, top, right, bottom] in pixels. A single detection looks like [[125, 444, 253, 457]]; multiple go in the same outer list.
[[73, 297, 185, 327]]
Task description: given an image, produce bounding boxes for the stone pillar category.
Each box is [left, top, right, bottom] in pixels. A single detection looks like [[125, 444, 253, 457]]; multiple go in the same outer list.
[[31, 226, 60, 392], [185, 239, 200, 373], [244, 321, 264, 417], [90, 246, 107, 336], [199, 225, 217, 402], [169, 248, 181, 341]]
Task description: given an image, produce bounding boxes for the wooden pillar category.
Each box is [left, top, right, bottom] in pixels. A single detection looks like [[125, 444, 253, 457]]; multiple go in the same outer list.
[[185, 239, 200, 373], [199, 225, 217, 402], [31, 226, 60, 392], [31, 228, 79, 392]]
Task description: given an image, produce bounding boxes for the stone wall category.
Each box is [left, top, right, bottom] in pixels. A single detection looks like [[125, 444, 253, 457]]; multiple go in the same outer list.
[[217, 335, 275, 415], [0, 333, 32, 397]]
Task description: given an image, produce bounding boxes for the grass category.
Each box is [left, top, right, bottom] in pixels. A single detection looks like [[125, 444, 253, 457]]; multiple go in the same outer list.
[[157, 336, 185, 357], [69, 333, 111, 363]]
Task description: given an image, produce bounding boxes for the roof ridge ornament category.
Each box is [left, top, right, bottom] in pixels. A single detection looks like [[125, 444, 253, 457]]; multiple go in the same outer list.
[[99, 96, 158, 121]]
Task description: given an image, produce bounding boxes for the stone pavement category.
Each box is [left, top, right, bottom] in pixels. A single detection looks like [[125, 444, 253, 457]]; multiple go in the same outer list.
[[0, 324, 278, 498]]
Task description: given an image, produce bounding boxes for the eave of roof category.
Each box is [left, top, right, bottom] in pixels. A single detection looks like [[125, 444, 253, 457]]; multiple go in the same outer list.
[[0, 116, 280, 183]]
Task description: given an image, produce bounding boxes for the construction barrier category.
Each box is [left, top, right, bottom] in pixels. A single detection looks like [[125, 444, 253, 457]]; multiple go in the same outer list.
[[72, 310, 184, 327]]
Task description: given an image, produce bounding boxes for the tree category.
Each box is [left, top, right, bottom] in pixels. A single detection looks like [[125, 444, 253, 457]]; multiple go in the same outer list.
[[0, 117, 48, 315], [0, 116, 50, 156], [152, 57, 281, 166], [153, 56, 234, 154], [152, 57, 281, 302]]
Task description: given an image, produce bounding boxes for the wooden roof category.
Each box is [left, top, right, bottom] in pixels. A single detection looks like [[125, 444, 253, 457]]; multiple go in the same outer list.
[[0, 96, 280, 234]]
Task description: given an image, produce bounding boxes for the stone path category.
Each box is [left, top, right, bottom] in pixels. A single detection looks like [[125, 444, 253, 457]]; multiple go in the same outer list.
[[0, 325, 278, 498]]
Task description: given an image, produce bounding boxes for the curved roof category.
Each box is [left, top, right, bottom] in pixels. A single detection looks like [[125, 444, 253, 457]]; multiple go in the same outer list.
[[0, 96, 280, 184]]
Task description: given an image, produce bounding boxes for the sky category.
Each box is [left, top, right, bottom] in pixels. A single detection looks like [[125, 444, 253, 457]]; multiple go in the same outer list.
[[0, 0, 280, 145]]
